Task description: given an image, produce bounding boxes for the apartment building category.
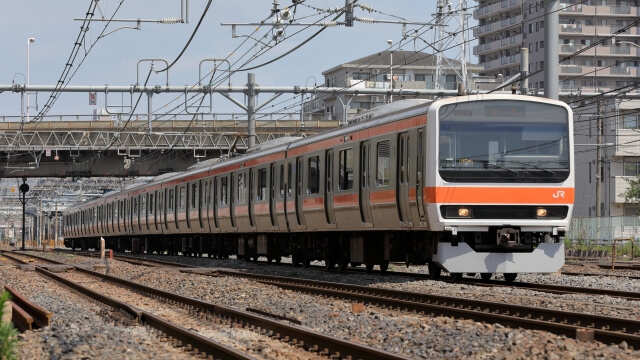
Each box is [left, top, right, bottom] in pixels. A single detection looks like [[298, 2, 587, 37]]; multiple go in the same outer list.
[[474, 0, 640, 217], [303, 51, 482, 122]]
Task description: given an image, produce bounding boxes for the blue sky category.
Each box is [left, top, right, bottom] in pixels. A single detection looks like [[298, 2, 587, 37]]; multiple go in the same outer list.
[[0, 1, 477, 118]]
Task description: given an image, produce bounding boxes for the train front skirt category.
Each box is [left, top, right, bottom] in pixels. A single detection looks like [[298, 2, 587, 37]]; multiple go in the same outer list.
[[433, 242, 565, 274]]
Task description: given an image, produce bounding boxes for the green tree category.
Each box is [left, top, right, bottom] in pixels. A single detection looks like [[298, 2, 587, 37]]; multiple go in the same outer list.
[[0, 291, 19, 360], [622, 176, 640, 213]]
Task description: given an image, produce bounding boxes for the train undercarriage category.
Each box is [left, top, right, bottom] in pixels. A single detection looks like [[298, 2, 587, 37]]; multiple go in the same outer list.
[[64, 227, 564, 282]]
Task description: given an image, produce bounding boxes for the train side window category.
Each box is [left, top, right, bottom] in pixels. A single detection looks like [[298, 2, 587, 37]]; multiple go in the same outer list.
[[308, 156, 320, 194], [376, 140, 391, 186], [338, 148, 354, 190], [141, 194, 147, 216], [179, 186, 186, 211], [168, 189, 175, 211], [258, 168, 267, 201], [133, 197, 138, 216], [203, 181, 209, 206], [287, 162, 293, 198], [279, 164, 285, 199], [149, 193, 154, 215], [220, 177, 228, 205], [237, 173, 246, 204], [191, 183, 198, 209]]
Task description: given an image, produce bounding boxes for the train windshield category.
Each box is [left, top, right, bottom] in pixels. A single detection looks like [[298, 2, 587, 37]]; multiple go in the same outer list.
[[438, 100, 570, 183]]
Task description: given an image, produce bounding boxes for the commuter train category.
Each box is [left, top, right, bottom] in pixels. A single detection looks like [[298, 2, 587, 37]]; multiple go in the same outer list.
[[63, 94, 574, 281]]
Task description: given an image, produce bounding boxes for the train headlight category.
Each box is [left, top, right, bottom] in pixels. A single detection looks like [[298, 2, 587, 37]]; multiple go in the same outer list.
[[536, 208, 548, 217], [458, 207, 471, 218]]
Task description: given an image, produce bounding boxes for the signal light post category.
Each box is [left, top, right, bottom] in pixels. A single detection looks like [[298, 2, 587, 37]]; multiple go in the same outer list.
[[19, 178, 29, 251]]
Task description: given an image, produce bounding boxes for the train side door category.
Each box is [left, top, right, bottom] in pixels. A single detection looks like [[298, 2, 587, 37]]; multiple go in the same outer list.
[[249, 168, 256, 227], [269, 163, 278, 227], [230, 173, 237, 228], [397, 132, 411, 223], [324, 149, 336, 225], [359, 141, 372, 225], [416, 129, 428, 225], [295, 156, 305, 226]]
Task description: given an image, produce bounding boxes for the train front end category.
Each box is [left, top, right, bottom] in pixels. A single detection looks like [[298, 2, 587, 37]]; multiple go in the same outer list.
[[426, 95, 574, 275]]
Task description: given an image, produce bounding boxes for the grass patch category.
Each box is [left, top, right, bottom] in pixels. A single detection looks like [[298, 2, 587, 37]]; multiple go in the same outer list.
[[0, 291, 19, 360]]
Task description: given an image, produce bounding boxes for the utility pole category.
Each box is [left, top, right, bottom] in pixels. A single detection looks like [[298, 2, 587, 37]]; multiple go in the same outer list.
[[596, 99, 603, 217], [544, 0, 559, 99], [55, 201, 59, 248], [19, 178, 29, 251]]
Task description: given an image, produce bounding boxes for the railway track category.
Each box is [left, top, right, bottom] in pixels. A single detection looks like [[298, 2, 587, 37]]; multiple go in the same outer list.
[[4, 250, 408, 360], [45, 250, 640, 303], [22, 250, 640, 348], [216, 270, 640, 348]]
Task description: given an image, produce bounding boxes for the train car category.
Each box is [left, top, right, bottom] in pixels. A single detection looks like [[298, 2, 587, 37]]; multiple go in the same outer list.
[[64, 94, 574, 281]]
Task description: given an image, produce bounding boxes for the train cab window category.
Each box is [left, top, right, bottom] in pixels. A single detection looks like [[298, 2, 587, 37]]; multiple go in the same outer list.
[[376, 140, 391, 186], [237, 173, 246, 204], [287, 163, 293, 198], [258, 168, 267, 201], [307, 156, 320, 194], [168, 189, 175, 211], [191, 183, 198, 209], [338, 148, 354, 190], [220, 177, 228, 205]]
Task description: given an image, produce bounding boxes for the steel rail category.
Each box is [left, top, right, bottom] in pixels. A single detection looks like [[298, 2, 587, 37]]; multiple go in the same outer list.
[[34, 266, 255, 360], [218, 270, 640, 348]]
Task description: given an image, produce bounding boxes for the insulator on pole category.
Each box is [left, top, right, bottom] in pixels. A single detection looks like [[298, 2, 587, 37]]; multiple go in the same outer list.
[[356, 17, 375, 23], [321, 21, 338, 27], [160, 17, 180, 24]]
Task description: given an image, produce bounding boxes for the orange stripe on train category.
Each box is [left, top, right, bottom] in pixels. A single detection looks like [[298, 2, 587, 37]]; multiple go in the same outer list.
[[424, 187, 575, 204]]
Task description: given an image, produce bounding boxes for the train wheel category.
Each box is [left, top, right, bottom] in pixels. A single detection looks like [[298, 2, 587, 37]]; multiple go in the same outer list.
[[404, 253, 410, 268], [480, 273, 492, 281], [339, 257, 349, 271], [275, 256, 281, 264], [428, 262, 441, 280], [324, 255, 335, 270], [365, 262, 374, 272], [450, 273, 463, 282], [380, 260, 389, 273], [504, 273, 517, 283]]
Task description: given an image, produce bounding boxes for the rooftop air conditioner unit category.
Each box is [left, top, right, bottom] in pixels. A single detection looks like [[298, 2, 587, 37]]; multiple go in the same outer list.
[[371, 95, 380, 102], [371, 69, 380, 75]]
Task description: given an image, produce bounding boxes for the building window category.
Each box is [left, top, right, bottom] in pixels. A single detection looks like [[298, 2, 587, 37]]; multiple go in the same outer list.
[[308, 156, 320, 194], [338, 148, 354, 190], [624, 161, 640, 176], [376, 140, 390, 186], [536, 22, 540, 31], [540, 40, 544, 49], [529, 23, 533, 33], [623, 114, 640, 129]]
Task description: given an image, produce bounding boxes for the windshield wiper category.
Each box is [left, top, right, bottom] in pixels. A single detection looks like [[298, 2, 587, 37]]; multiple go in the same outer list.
[[505, 160, 555, 175], [476, 160, 517, 174]]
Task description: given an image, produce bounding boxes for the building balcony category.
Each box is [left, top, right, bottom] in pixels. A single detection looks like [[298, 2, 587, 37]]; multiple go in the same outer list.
[[474, 33, 522, 56], [571, 4, 637, 16], [474, 14, 523, 38], [474, 0, 521, 20], [615, 129, 640, 157], [481, 53, 521, 70], [559, 24, 640, 37], [558, 65, 638, 77], [559, 43, 640, 57]]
